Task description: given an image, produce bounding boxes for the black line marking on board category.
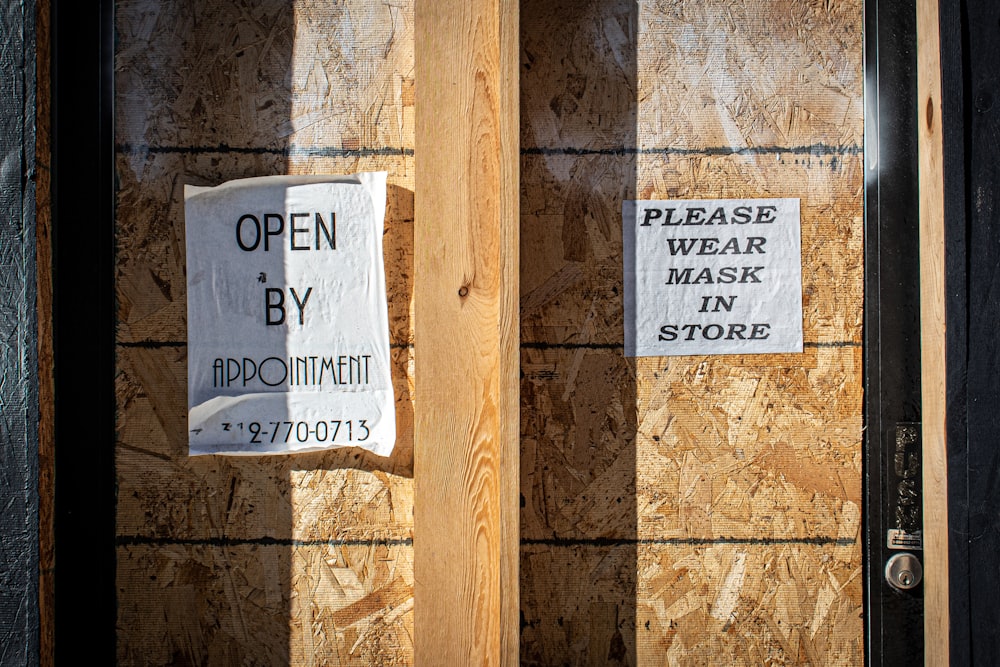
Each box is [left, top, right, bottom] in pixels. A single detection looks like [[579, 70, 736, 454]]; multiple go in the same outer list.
[[117, 535, 414, 548], [116, 341, 416, 349], [116, 142, 414, 158], [117, 443, 173, 462], [519, 341, 861, 350], [116, 341, 857, 351], [521, 143, 863, 157], [118, 535, 851, 549], [117, 142, 861, 159], [118, 340, 185, 348], [521, 536, 855, 547], [520, 342, 623, 350], [805, 341, 862, 348]]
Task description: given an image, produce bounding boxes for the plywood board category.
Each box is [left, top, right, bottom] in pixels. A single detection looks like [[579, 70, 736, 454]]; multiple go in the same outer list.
[[519, 0, 864, 663], [114, 1, 415, 663], [115, 0, 865, 661]]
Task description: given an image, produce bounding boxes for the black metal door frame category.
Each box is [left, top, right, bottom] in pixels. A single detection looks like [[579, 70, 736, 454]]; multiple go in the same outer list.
[[864, 0, 925, 664], [50, 0, 116, 662]]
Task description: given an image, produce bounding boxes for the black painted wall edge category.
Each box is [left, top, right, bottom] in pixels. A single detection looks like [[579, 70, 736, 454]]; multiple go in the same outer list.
[[51, 0, 115, 662], [0, 0, 39, 664], [940, 0, 1000, 660]]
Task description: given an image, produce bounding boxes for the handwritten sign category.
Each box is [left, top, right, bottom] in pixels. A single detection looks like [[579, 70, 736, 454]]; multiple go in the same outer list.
[[184, 173, 395, 456], [623, 198, 802, 357]]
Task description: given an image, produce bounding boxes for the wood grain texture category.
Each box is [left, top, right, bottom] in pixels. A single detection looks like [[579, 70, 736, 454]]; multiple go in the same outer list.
[[35, 0, 54, 663], [917, 0, 949, 662], [519, 0, 863, 663], [114, 1, 416, 662], [413, 0, 519, 664]]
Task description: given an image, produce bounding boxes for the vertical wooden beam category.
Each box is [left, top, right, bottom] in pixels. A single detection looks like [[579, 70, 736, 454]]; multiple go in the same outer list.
[[918, 0, 949, 663], [414, 1, 519, 665], [35, 0, 54, 664]]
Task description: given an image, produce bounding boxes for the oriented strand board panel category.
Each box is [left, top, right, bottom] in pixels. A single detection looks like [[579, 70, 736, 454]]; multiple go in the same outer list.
[[519, 0, 864, 663], [114, 1, 415, 663]]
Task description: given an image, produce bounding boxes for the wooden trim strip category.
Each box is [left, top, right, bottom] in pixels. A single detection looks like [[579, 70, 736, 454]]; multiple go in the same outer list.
[[413, 0, 519, 664], [917, 0, 950, 663], [35, 0, 54, 663]]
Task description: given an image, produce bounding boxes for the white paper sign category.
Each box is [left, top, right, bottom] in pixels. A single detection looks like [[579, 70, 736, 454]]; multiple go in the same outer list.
[[185, 172, 395, 456], [623, 198, 802, 357]]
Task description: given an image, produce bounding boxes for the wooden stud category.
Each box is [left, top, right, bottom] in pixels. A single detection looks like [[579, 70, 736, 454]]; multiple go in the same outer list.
[[918, 0, 949, 663], [413, 0, 519, 664], [35, 0, 54, 663]]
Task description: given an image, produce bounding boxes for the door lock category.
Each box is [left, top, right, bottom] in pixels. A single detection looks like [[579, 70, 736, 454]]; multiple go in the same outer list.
[[885, 552, 922, 591]]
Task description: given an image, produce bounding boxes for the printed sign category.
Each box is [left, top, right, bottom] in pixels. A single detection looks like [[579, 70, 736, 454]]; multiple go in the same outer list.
[[185, 173, 395, 456], [623, 198, 802, 357]]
